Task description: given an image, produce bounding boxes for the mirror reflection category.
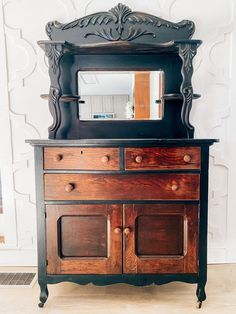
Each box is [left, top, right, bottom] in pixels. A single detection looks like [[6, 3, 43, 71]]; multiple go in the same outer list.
[[78, 71, 164, 120]]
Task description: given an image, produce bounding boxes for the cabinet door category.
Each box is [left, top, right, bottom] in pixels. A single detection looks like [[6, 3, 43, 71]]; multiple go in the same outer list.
[[123, 204, 198, 274], [46, 204, 122, 274]]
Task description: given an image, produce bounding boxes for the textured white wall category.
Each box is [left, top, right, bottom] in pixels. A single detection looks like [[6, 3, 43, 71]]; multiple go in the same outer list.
[[0, 0, 235, 265]]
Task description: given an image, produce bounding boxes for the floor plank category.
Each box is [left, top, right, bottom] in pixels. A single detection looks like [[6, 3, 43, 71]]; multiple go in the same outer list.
[[0, 264, 235, 313]]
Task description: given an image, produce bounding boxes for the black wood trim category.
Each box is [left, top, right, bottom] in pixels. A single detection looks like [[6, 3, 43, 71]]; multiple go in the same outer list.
[[44, 200, 200, 205], [43, 169, 201, 174], [34, 147, 47, 286], [26, 139, 218, 147], [198, 145, 210, 301], [46, 273, 198, 286]]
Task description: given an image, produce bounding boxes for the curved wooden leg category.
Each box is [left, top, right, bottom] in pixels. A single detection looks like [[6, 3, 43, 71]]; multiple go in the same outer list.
[[38, 283, 49, 308], [196, 283, 206, 308]]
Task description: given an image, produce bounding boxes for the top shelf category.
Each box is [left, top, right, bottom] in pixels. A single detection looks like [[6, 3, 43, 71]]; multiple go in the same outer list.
[[38, 40, 202, 55]]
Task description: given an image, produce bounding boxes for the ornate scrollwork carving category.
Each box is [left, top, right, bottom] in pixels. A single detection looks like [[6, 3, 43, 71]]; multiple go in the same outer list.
[[179, 44, 197, 73], [178, 43, 198, 137], [45, 44, 63, 74], [46, 3, 195, 42], [48, 87, 61, 137]]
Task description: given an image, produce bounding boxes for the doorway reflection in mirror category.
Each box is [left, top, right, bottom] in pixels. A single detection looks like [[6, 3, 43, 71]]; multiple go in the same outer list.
[[78, 71, 164, 121]]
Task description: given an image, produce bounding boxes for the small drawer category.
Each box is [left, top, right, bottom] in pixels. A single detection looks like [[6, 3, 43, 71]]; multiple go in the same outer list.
[[44, 173, 200, 201], [125, 147, 200, 170], [44, 147, 120, 170]]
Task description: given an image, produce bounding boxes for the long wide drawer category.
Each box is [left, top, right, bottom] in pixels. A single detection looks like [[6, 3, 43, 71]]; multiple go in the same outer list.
[[125, 147, 200, 170], [44, 173, 200, 201], [44, 147, 120, 170]]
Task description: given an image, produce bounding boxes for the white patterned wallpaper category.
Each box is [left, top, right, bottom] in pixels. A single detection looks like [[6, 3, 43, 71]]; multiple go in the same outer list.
[[0, 0, 235, 265]]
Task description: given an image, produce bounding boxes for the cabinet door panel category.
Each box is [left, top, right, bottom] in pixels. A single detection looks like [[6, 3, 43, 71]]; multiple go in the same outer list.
[[123, 204, 198, 274], [46, 204, 122, 274]]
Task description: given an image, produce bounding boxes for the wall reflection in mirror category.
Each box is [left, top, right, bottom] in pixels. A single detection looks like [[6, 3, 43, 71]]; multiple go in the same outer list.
[[78, 71, 164, 120]]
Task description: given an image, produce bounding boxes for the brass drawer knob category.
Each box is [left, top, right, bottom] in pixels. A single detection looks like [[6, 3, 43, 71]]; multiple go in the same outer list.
[[135, 155, 143, 163], [65, 183, 75, 193], [183, 154, 191, 163], [101, 155, 109, 163], [171, 184, 179, 191], [55, 154, 63, 162], [124, 227, 131, 236], [114, 227, 122, 234]]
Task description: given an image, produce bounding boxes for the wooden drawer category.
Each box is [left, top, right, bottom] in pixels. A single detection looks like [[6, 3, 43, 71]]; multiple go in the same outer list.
[[125, 147, 200, 170], [44, 173, 200, 201], [44, 147, 120, 170]]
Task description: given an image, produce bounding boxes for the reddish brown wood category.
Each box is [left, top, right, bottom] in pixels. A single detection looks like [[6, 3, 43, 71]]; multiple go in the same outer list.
[[44, 147, 120, 170], [60, 216, 107, 257], [46, 204, 122, 274], [123, 204, 199, 274], [125, 147, 200, 170], [44, 173, 200, 201], [0, 206, 3, 214], [137, 215, 183, 255]]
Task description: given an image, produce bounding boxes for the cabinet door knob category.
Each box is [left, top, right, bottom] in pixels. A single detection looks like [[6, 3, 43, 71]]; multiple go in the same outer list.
[[135, 155, 143, 163], [55, 154, 63, 162], [171, 184, 179, 191], [183, 154, 191, 163], [101, 155, 109, 163], [65, 183, 75, 192], [114, 227, 122, 234], [124, 227, 131, 235]]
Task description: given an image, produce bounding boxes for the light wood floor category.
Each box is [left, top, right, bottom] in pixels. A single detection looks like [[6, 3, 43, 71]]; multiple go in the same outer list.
[[0, 264, 235, 314]]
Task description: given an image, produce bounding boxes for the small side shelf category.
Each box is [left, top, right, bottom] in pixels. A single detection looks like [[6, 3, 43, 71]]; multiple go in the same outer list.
[[40, 94, 85, 103], [162, 94, 201, 100]]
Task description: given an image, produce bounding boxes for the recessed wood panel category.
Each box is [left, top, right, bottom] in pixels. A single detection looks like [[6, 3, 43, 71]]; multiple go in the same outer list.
[[136, 215, 183, 256], [60, 216, 107, 257], [44, 173, 200, 201], [46, 204, 122, 275], [123, 204, 198, 274], [44, 147, 120, 170], [125, 147, 200, 170]]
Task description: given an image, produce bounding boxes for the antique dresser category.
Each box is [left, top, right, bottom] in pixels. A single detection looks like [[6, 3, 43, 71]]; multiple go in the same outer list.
[[27, 3, 217, 309]]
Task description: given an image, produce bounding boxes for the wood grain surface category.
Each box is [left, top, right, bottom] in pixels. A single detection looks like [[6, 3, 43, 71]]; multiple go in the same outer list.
[[46, 204, 122, 275], [44, 173, 200, 201], [123, 204, 198, 274], [125, 147, 200, 170], [44, 147, 120, 170]]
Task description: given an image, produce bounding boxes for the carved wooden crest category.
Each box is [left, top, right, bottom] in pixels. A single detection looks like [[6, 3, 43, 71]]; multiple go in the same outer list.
[[46, 3, 195, 44]]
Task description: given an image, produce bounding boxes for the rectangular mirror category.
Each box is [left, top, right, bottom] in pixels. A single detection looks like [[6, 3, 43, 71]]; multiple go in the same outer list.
[[78, 71, 164, 120]]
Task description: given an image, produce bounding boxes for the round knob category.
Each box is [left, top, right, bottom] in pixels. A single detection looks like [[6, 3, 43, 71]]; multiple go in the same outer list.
[[114, 227, 122, 234], [183, 154, 192, 163], [55, 154, 63, 162], [101, 155, 109, 163], [171, 184, 179, 191], [65, 183, 75, 193], [135, 156, 143, 163], [124, 227, 131, 236]]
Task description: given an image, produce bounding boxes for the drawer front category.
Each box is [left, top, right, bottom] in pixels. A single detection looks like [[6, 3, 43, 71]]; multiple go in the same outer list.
[[125, 147, 200, 170], [44, 173, 200, 201], [44, 147, 120, 170]]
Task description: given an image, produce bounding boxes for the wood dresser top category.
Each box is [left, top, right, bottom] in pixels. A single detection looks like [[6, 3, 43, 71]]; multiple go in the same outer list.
[[26, 139, 218, 147]]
